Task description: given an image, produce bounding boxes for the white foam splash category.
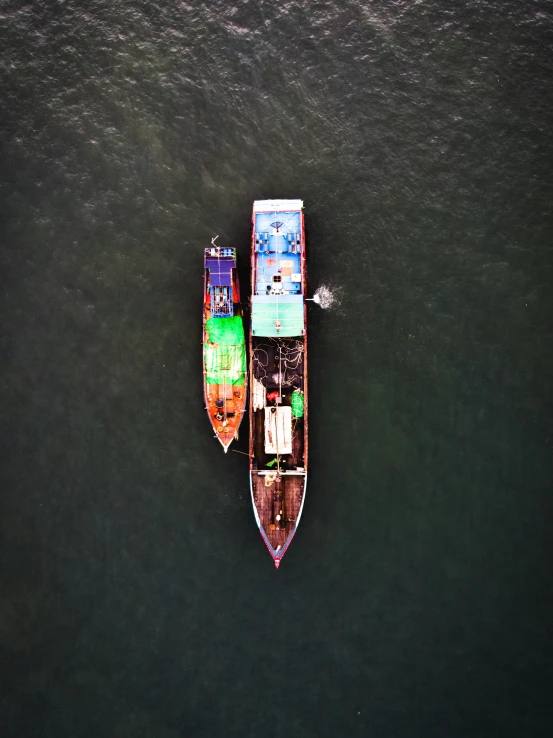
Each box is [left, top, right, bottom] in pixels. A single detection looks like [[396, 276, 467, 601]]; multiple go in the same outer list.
[[312, 284, 337, 309]]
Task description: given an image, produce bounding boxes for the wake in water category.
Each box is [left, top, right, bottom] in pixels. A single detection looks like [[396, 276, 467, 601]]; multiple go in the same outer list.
[[311, 284, 339, 309]]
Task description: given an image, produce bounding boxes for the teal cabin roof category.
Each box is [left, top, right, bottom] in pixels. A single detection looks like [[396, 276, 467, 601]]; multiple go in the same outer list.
[[251, 294, 304, 337]]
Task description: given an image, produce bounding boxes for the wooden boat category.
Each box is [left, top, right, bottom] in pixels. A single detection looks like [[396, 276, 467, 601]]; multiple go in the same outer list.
[[203, 239, 247, 452], [248, 200, 308, 568]]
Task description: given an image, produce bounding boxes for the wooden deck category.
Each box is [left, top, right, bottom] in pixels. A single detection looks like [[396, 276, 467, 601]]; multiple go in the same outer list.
[[251, 404, 305, 468], [251, 472, 305, 551], [205, 383, 246, 449]]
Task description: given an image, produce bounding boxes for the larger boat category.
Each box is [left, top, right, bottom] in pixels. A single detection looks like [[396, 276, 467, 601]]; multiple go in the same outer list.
[[203, 239, 247, 452], [248, 200, 308, 568]]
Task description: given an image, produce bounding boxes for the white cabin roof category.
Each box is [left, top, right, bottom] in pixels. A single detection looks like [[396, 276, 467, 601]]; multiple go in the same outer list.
[[264, 406, 293, 455], [253, 199, 303, 213]]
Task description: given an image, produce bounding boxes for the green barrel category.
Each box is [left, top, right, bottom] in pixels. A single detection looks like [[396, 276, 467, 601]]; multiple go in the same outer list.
[[291, 390, 304, 418]]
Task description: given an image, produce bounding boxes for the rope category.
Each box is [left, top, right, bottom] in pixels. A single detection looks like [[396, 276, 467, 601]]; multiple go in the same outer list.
[[252, 338, 303, 387]]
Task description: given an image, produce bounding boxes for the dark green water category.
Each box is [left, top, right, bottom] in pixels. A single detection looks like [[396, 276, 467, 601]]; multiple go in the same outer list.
[[1, 1, 552, 736]]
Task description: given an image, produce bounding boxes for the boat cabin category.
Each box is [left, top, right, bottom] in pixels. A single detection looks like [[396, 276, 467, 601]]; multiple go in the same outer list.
[[205, 246, 235, 317]]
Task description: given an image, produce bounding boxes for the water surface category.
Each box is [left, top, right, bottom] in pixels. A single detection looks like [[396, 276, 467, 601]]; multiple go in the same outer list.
[[1, 1, 552, 736]]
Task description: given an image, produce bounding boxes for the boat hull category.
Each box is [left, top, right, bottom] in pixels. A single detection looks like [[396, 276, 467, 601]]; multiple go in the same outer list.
[[248, 200, 308, 567], [203, 244, 247, 451]]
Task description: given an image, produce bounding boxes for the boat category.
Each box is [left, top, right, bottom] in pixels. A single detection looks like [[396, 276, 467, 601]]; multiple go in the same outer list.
[[248, 200, 308, 568], [203, 238, 247, 452]]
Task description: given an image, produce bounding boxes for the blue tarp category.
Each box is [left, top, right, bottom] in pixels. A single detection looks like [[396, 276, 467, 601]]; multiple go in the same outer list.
[[206, 257, 234, 286]]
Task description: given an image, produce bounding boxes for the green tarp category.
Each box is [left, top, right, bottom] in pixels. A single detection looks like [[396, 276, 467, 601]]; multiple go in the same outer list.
[[204, 316, 246, 385], [251, 294, 304, 337]]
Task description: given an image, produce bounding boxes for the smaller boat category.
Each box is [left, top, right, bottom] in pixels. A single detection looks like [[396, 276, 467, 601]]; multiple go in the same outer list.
[[203, 238, 247, 452]]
